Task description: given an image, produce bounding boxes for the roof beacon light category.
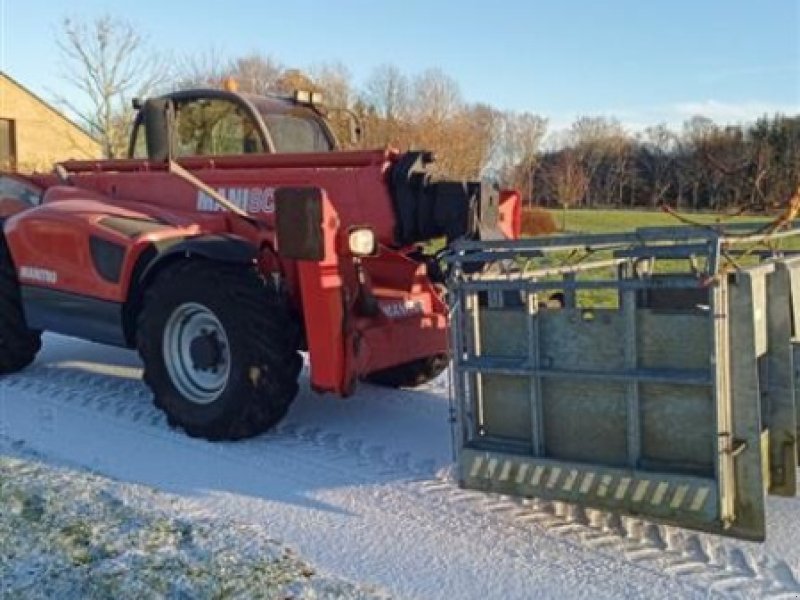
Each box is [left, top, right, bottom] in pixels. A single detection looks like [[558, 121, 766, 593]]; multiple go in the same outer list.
[[222, 77, 239, 92], [294, 90, 312, 104]]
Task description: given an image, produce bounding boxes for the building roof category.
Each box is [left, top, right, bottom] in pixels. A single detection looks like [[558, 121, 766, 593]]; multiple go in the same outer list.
[[0, 70, 101, 143]]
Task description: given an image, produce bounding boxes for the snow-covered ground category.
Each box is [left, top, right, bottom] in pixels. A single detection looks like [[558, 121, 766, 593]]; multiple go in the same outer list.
[[2, 333, 800, 599], [0, 442, 387, 599]]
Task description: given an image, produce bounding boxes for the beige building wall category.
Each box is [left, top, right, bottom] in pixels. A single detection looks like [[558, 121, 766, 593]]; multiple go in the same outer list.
[[0, 72, 102, 172]]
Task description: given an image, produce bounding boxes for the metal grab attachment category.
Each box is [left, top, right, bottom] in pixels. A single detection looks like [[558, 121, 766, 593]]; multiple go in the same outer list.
[[446, 221, 800, 541]]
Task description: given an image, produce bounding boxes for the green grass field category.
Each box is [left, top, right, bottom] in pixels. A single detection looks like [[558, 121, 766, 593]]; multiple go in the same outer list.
[[423, 208, 792, 306], [555, 208, 769, 234], [547, 208, 796, 252], [520, 209, 788, 307], [427, 209, 778, 254]]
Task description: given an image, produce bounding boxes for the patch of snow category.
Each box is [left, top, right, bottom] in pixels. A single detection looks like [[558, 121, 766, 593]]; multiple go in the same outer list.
[[0, 441, 386, 599], [1, 334, 799, 599]]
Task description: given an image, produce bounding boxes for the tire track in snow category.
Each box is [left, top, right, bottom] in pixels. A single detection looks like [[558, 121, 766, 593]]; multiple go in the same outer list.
[[1, 363, 799, 598], [3, 367, 691, 599]]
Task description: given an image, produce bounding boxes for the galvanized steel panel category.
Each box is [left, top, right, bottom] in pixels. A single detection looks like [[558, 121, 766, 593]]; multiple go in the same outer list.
[[448, 231, 800, 541]]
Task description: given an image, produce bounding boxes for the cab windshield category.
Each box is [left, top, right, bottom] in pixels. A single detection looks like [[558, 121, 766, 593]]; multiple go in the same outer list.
[[261, 112, 333, 153]]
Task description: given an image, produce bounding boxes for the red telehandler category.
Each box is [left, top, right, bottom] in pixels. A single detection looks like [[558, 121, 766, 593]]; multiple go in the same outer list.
[[0, 86, 520, 440]]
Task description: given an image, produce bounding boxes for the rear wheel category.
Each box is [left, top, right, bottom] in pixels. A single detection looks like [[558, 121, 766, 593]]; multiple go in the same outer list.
[[364, 353, 449, 388], [0, 236, 41, 373], [137, 260, 301, 440]]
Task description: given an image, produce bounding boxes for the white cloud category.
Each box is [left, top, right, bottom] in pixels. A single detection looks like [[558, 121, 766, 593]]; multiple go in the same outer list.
[[671, 99, 800, 123], [541, 99, 799, 140]]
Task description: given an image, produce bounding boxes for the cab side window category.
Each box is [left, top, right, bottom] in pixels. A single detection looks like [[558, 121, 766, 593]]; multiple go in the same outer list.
[[174, 99, 264, 157]]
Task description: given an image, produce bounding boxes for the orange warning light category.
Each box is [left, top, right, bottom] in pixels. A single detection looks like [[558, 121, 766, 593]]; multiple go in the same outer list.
[[222, 77, 239, 92]]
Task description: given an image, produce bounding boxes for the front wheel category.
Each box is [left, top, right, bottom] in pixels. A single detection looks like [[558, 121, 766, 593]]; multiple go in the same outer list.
[[137, 260, 302, 441], [363, 353, 449, 388]]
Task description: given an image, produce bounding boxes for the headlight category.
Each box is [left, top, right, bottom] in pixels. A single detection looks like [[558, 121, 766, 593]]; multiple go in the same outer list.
[[348, 228, 377, 257]]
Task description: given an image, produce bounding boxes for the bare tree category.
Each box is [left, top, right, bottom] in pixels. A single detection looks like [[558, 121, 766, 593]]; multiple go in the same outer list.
[[273, 68, 317, 95], [174, 46, 230, 90], [56, 15, 169, 158], [640, 124, 678, 207], [309, 62, 352, 107], [411, 68, 462, 124], [361, 64, 411, 147], [497, 111, 548, 203], [546, 149, 589, 228], [306, 62, 357, 147], [679, 116, 718, 209], [175, 51, 285, 95], [434, 103, 503, 179], [233, 53, 284, 94], [464, 103, 504, 179], [569, 116, 626, 206], [404, 69, 464, 173], [364, 64, 410, 121]]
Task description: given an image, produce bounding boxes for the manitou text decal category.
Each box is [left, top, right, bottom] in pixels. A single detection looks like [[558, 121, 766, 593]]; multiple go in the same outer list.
[[196, 187, 275, 213], [19, 266, 58, 284], [381, 300, 424, 319]]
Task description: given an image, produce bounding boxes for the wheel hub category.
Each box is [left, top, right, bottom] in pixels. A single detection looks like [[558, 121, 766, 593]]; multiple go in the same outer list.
[[163, 302, 231, 405], [189, 331, 222, 371]]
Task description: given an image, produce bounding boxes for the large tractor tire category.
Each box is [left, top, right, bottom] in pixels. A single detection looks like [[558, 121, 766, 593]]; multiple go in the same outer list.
[[137, 260, 302, 441], [364, 353, 449, 388], [0, 236, 41, 373]]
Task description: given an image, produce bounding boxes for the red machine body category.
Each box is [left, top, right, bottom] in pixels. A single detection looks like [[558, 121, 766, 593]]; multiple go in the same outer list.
[[0, 88, 519, 439]]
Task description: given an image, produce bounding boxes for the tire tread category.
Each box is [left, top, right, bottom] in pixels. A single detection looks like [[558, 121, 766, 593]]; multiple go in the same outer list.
[[0, 235, 41, 373]]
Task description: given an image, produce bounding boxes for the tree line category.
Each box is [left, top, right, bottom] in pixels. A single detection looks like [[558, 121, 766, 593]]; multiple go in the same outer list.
[[56, 16, 798, 212], [531, 115, 800, 212]]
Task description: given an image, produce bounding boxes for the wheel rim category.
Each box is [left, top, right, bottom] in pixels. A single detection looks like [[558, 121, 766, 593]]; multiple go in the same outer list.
[[163, 302, 231, 405]]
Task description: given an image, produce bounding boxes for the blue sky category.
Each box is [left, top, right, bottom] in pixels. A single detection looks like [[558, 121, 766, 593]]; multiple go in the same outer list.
[[1, 0, 798, 131]]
